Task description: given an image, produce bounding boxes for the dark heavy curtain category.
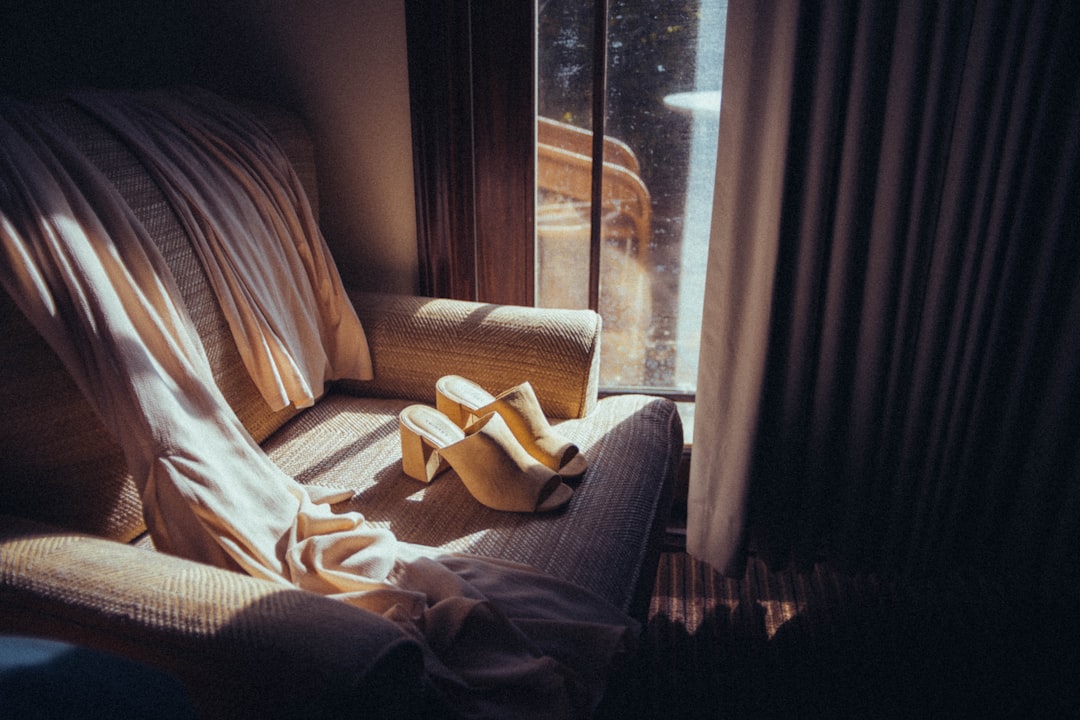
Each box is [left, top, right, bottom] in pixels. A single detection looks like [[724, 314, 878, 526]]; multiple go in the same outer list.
[[688, 0, 1080, 599]]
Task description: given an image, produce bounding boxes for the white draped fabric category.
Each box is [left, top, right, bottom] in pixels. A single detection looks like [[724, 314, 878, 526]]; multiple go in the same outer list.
[[0, 91, 632, 719], [73, 87, 374, 412]]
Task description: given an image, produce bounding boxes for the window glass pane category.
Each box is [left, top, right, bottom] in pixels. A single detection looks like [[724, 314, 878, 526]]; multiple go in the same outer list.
[[537, 0, 726, 392], [536, 1, 594, 315]]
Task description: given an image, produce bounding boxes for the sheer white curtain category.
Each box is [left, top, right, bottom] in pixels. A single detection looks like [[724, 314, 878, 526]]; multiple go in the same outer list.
[[686, 0, 798, 575]]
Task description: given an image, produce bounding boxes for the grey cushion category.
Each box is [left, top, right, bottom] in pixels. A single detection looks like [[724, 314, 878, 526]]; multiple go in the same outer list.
[[262, 392, 681, 616]]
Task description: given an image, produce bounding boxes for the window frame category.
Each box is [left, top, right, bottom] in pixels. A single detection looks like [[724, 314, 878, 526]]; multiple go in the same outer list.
[[404, 0, 535, 306]]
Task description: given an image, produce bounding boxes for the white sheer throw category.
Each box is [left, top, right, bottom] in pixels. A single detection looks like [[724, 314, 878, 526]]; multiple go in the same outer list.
[[73, 87, 373, 411], [0, 94, 403, 594], [0, 91, 632, 718]]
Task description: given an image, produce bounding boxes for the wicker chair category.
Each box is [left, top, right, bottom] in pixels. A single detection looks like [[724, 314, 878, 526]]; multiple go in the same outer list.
[[0, 91, 681, 718]]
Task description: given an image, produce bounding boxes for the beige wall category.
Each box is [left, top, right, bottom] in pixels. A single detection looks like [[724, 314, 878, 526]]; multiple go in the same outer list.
[[203, 0, 419, 295]]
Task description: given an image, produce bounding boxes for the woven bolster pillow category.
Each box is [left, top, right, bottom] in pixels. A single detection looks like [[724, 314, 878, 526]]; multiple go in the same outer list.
[[342, 292, 602, 420]]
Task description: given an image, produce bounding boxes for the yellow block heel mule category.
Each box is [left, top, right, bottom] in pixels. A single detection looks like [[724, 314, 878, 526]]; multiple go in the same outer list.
[[435, 375, 589, 479], [398, 404, 574, 513]]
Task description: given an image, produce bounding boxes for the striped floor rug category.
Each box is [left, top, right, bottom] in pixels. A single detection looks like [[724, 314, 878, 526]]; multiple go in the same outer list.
[[613, 551, 1078, 719]]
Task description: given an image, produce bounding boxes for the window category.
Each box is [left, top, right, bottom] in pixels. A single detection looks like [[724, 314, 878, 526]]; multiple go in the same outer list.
[[537, 0, 726, 394], [404, 0, 726, 397]]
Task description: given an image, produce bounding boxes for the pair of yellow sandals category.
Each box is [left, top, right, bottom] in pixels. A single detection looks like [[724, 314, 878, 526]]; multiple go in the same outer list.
[[399, 375, 588, 513]]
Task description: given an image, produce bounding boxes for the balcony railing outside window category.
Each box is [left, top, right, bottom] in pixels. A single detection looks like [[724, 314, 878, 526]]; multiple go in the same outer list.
[[536, 0, 727, 394]]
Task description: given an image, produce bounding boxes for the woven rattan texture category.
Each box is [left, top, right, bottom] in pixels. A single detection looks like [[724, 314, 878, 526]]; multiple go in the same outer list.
[[0, 287, 140, 540], [61, 99, 306, 443], [0, 98, 320, 542], [263, 392, 682, 614], [0, 516, 423, 719], [343, 292, 602, 419]]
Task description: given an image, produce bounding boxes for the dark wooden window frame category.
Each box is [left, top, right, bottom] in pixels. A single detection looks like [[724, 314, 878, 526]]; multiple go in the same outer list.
[[404, 0, 536, 306]]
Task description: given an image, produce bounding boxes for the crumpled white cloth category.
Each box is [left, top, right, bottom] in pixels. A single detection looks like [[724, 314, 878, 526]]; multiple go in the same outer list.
[[0, 91, 634, 719]]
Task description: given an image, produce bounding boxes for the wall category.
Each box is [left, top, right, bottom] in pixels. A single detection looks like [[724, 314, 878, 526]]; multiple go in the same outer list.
[[201, 0, 419, 295], [1, 0, 419, 295]]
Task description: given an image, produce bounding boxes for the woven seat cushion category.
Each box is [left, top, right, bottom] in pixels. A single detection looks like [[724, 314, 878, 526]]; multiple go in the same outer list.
[[261, 392, 681, 616]]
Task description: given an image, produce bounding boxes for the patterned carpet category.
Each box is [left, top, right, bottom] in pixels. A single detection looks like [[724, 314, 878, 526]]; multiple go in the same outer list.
[[603, 551, 1079, 719]]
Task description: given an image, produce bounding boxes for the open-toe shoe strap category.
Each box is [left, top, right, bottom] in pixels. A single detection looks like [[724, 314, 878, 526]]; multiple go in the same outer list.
[[488, 384, 586, 474], [437, 375, 587, 477], [439, 413, 572, 513]]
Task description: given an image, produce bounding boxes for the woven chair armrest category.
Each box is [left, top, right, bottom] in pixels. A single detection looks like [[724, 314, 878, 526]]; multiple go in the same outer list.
[[0, 516, 424, 720], [342, 292, 601, 419]]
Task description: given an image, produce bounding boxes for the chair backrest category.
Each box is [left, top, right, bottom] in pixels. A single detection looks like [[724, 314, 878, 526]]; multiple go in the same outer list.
[[0, 92, 321, 541], [538, 116, 642, 177]]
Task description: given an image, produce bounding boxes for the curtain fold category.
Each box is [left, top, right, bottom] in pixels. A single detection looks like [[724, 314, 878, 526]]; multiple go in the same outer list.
[[689, 0, 1080, 598]]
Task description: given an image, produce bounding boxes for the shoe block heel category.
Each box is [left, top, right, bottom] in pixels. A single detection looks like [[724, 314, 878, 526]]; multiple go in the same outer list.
[[435, 392, 471, 428], [399, 421, 444, 482]]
